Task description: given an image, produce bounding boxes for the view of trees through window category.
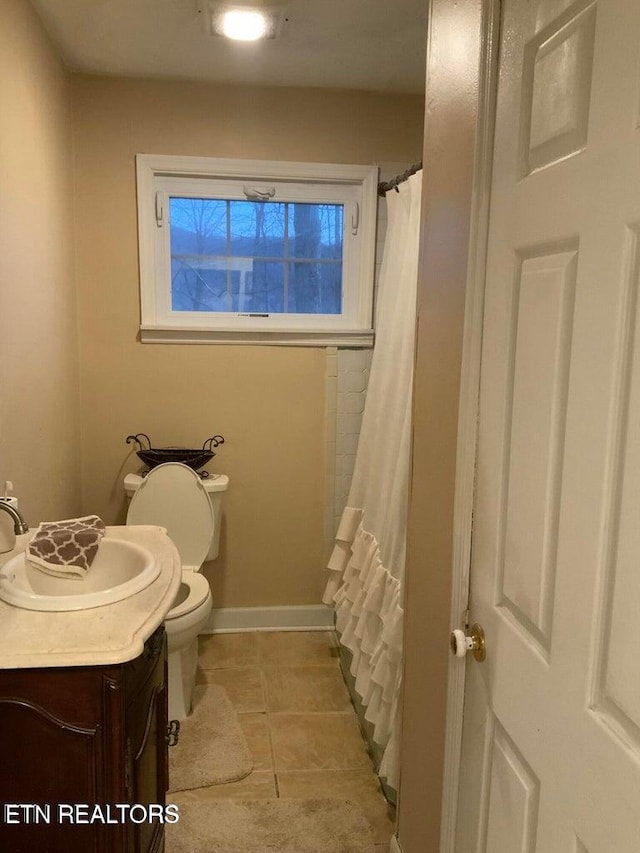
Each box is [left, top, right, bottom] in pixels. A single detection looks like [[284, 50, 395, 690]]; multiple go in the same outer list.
[[170, 197, 344, 314]]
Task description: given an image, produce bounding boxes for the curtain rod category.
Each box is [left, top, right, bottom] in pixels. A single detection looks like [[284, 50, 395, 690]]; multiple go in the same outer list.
[[377, 162, 422, 197]]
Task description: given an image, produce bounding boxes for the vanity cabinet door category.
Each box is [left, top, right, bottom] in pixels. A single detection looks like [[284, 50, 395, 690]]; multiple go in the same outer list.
[[0, 628, 169, 853], [0, 667, 109, 853]]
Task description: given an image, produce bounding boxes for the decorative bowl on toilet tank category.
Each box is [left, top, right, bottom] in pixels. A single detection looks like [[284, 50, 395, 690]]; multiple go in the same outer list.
[[126, 433, 224, 473]]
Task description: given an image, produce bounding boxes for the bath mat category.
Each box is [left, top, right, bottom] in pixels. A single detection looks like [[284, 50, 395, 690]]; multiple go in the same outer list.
[[165, 798, 376, 853], [169, 685, 253, 792]]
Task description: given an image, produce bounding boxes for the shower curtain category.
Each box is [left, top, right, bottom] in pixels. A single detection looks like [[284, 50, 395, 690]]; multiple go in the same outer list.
[[323, 171, 422, 791]]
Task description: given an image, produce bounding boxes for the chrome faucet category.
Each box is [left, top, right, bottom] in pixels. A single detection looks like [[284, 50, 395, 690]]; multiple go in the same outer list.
[[0, 500, 29, 535]]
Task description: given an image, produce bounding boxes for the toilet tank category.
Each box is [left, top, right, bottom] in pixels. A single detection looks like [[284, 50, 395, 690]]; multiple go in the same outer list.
[[124, 472, 229, 562]]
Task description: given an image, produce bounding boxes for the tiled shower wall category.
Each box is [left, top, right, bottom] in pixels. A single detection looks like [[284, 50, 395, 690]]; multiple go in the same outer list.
[[324, 347, 372, 554]]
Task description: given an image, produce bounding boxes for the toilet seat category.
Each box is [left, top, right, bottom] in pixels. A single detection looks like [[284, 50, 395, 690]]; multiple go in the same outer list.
[[167, 573, 211, 620], [126, 463, 215, 570]]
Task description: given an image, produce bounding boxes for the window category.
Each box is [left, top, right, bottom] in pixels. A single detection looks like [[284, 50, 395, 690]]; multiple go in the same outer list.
[[136, 155, 378, 345]]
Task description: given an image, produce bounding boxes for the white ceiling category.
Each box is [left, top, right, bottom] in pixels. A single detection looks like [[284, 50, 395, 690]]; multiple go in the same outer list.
[[30, 0, 428, 94]]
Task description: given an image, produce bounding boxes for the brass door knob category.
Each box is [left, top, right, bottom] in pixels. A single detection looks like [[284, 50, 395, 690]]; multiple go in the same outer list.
[[450, 623, 486, 663]]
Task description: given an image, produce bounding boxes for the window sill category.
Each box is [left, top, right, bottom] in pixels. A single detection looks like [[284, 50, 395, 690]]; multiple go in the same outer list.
[[139, 326, 374, 347]]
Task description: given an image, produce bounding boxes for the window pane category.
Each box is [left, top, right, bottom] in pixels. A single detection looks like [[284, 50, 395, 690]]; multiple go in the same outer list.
[[234, 261, 284, 313], [169, 196, 344, 316], [288, 203, 343, 260], [230, 200, 285, 258], [288, 261, 342, 314], [170, 197, 227, 254], [171, 258, 230, 311]]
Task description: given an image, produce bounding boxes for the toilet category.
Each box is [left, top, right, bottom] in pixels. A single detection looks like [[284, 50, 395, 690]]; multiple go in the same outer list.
[[124, 463, 229, 721]]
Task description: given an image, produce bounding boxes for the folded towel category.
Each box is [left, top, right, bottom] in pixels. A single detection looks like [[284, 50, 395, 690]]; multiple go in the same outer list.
[[27, 515, 106, 579]]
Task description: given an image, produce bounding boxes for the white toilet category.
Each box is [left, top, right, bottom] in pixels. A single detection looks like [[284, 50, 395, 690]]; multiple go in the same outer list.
[[124, 463, 229, 721]]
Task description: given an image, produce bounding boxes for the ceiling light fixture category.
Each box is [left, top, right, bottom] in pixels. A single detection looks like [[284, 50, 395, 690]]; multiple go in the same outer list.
[[208, 5, 284, 41], [220, 9, 268, 40]]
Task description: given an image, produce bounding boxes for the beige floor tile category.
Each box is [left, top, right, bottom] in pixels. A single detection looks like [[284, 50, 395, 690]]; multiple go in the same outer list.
[[168, 771, 277, 802], [270, 712, 372, 772], [264, 665, 351, 713], [258, 631, 339, 666], [198, 632, 260, 669], [238, 712, 273, 771], [197, 666, 266, 713], [276, 769, 396, 845]]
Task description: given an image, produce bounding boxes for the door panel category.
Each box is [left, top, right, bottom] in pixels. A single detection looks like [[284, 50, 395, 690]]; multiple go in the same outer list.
[[500, 247, 577, 654], [483, 720, 540, 853], [455, 0, 640, 849], [521, 1, 596, 177], [593, 228, 640, 748]]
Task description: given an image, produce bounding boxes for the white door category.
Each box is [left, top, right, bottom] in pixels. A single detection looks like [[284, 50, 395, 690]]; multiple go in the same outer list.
[[455, 0, 640, 850]]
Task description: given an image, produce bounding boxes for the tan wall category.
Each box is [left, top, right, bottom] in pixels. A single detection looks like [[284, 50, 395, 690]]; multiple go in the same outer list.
[[71, 75, 423, 608], [397, 0, 483, 849], [0, 0, 80, 526]]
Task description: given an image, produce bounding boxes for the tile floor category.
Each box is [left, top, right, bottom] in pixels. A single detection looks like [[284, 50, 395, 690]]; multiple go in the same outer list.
[[169, 630, 395, 852]]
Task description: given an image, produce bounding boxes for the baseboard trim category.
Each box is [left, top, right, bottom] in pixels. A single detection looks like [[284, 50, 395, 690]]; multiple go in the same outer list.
[[202, 605, 335, 633], [389, 835, 403, 853]]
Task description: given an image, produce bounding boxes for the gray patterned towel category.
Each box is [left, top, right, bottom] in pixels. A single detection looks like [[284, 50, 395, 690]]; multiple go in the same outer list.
[[27, 515, 106, 579]]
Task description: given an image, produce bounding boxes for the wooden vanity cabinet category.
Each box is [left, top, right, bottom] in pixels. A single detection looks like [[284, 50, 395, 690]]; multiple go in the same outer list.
[[0, 626, 168, 853]]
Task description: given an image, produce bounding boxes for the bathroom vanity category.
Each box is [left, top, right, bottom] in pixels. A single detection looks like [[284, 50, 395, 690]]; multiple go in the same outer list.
[[0, 626, 167, 852], [0, 526, 181, 853]]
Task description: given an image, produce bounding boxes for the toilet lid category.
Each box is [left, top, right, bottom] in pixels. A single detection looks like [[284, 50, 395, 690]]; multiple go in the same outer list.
[[126, 463, 214, 569]]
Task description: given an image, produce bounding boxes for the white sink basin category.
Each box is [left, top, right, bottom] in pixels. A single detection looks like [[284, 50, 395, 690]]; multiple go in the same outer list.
[[0, 538, 159, 611]]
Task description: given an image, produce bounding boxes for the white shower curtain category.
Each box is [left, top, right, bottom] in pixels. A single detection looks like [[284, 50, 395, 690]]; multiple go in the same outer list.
[[323, 171, 422, 791]]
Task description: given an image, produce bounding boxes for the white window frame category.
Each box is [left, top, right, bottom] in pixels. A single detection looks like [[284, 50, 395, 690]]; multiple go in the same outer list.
[[136, 154, 378, 346]]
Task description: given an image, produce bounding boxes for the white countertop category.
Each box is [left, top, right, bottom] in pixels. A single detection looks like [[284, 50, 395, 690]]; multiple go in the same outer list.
[[0, 525, 181, 669]]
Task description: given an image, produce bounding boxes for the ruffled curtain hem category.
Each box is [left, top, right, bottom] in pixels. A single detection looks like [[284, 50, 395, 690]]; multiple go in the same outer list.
[[323, 506, 403, 791]]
